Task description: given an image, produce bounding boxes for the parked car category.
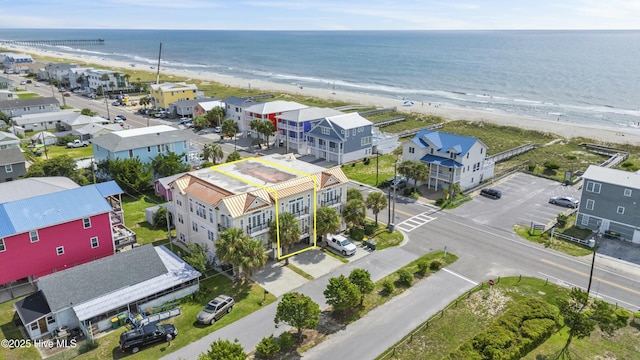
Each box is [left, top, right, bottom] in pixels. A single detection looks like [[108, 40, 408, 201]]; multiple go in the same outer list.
[[66, 139, 89, 148], [480, 188, 502, 199], [326, 234, 357, 256], [196, 295, 235, 325], [389, 176, 407, 190], [115, 115, 127, 121], [112, 101, 122, 106], [214, 126, 222, 133], [549, 196, 579, 208], [63, 92, 71, 97], [119, 323, 178, 354], [20, 81, 26, 85], [179, 117, 191, 124]]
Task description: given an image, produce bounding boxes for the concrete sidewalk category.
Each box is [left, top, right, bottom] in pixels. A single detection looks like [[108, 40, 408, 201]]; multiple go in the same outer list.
[[251, 245, 374, 297]]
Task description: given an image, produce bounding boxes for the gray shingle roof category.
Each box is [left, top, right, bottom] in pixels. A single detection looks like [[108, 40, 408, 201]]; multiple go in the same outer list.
[[37, 245, 167, 312], [0, 177, 79, 203], [0, 97, 60, 109], [0, 147, 25, 166]]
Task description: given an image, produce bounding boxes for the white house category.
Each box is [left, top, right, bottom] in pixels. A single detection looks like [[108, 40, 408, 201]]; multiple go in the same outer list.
[[402, 130, 493, 191]]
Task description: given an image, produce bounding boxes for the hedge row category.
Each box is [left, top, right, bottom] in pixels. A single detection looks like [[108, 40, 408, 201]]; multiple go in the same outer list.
[[446, 298, 559, 360]]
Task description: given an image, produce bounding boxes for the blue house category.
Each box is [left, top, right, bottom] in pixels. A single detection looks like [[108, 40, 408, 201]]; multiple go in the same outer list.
[[306, 113, 373, 164], [402, 130, 493, 191], [277, 107, 344, 154], [91, 125, 196, 166]]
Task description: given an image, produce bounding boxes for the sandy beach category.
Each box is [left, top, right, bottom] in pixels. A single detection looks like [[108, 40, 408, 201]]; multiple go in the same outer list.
[[12, 45, 640, 146]]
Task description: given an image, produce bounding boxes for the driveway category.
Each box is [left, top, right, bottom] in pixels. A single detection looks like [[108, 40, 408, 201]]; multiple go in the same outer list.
[[450, 172, 582, 230]]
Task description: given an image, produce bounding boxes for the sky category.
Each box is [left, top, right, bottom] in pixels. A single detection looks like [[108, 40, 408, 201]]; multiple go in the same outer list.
[[1, 0, 639, 30]]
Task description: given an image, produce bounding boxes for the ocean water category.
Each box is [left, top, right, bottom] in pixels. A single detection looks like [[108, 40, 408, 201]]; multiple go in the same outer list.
[[1, 29, 639, 129]]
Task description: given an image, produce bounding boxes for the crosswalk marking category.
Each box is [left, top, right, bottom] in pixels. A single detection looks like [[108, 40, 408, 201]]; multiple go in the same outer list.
[[396, 212, 437, 232]]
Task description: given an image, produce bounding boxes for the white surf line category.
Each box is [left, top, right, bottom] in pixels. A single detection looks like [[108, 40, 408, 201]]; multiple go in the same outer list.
[[442, 268, 479, 285], [539, 272, 640, 310]]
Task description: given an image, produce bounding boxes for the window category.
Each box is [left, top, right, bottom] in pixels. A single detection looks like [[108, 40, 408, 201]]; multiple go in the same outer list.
[[352, 129, 356, 136], [321, 126, 330, 135], [360, 136, 371, 146], [586, 199, 595, 210], [83, 218, 91, 229], [624, 189, 632, 197], [195, 202, 206, 219], [178, 214, 183, 224], [585, 181, 601, 193], [409, 147, 415, 154], [191, 221, 198, 232], [90, 237, 99, 248], [581, 215, 589, 226], [46, 316, 55, 324], [209, 209, 214, 223], [5, 164, 12, 173], [31, 323, 38, 331], [56, 246, 64, 255], [30, 230, 39, 243], [617, 206, 625, 214], [0, 238, 5, 252], [147, 146, 151, 152]]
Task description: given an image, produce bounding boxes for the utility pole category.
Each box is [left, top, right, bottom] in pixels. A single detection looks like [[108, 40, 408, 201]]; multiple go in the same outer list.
[[586, 221, 601, 296], [389, 160, 397, 233]]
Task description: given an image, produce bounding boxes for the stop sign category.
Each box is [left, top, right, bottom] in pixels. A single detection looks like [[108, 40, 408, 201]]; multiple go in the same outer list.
[[488, 279, 495, 286]]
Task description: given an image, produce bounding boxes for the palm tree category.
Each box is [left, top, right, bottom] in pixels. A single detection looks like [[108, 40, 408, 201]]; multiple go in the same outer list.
[[207, 106, 225, 127], [412, 161, 428, 193], [269, 212, 301, 265], [316, 206, 341, 250], [238, 238, 268, 280], [215, 228, 247, 279], [222, 118, 239, 140], [347, 188, 363, 202], [398, 160, 415, 186], [342, 199, 366, 231], [203, 143, 224, 165], [365, 192, 388, 226], [139, 96, 151, 109]]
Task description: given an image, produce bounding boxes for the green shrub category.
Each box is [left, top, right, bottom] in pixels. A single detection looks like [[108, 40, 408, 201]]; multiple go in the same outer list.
[[621, 161, 634, 168], [566, 155, 577, 160], [543, 161, 560, 170], [363, 222, 377, 236], [556, 214, 568, 227], [429, 260, 441, 271], [416, 261, 429, 276], [77, 340, 99, 354], [397, 269, 413, 287], [256, 335, 281, 358], [527, 164, 536, 172], [350, 227, 365, 241], [435, 198, 445, 206], [381, 279, 395, 295], [277, 331, 295, 350], [363, 158, 370, 165], [614, 308, 631, 328]]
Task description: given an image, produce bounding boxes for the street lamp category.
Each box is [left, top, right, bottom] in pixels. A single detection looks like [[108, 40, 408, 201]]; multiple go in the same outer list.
[[389, 160, 398, 233], [375, 150, 381, 187], [586, 220, 602, 296]]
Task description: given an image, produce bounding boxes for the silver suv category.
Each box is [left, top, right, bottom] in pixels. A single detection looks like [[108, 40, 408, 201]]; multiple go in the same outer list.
[[196, 295, 235, 325]]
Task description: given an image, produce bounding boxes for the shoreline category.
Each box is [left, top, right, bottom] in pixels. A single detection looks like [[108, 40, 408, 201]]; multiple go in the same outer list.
[[10, 45, 640, 145]]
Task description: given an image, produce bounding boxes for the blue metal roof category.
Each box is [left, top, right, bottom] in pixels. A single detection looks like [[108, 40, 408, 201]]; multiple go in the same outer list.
[[93, 180, 123, 197], [0, 186, 113, 238], [420, 154, 463, 168], [412, 130, 478, 156]]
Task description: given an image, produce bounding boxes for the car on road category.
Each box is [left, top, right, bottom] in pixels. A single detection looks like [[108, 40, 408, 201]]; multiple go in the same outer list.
[[480, 188, 502, 199], [63, 92, 71, 97], [326, 234, 357, 256], [549, 196, 579, 208], [115, 115, 127, 121], [20, 81, 26, 85], [119, 323, 178, 354], [114, 118, 124, 125], [196, 295, 235, 325], [34, 82, 41, 87], [214, 126, 222, 133]]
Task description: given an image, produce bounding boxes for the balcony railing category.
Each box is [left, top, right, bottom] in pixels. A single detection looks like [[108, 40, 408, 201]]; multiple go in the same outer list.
[[247, 221, 270, 234], [113, 224, 137, 249], [290, 206, 309, 217], [321, 196, 341, 207], [218, 223, 229, 232]]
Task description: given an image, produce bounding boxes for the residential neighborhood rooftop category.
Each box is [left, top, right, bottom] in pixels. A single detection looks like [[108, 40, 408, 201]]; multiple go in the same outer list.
[[583, 165, 640, 189], [0, 177, 79, 203]]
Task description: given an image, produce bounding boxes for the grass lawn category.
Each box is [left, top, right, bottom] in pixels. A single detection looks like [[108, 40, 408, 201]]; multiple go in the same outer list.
[[379, 277, 640, 360], [121, 194, 171, 246], [0, 297, 40, 360], [340, 154, 398, 187], [513, 211, 593, 257], [15, 92, 41, 100]]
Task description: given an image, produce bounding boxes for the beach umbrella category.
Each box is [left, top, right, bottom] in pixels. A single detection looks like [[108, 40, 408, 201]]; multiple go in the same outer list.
[[403, 100, 414, 106]]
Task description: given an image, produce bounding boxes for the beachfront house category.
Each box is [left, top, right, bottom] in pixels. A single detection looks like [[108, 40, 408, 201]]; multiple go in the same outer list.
[[42, 63, 79, 86], [168, 97, 218, 118], [86, 69, 129, 94], [577, 165, 640, 244], [91, 125, 197, 167], [67, 67, 94, 90], [402, 130, 493, 191], [306, 113, 373, 165], [0, 97, 60, 119], [223, 96, 255, 134], [276, 106, 344, 154], [13, 244, 200, 340], [0, 180, 135, 294], [168, 153, 348, 261], [2, 53, 34, 74], [243, 100, 307, 141], [150, 82, 203, 110]]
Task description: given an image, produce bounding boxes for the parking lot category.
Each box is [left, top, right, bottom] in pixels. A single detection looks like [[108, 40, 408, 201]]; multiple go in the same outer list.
[[450, 173, 582, 230]]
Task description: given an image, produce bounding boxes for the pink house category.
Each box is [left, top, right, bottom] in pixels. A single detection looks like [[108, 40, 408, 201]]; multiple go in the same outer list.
[[0, 181, 131, 292]]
